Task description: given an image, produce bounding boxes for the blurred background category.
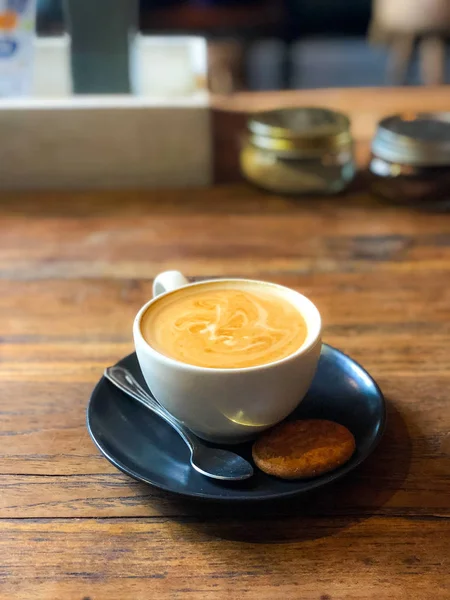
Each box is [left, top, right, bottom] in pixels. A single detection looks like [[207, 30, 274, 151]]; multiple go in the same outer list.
[[36, 0, 450, 94]]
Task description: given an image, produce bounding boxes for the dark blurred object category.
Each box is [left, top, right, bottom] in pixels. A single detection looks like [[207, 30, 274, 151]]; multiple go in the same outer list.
[[289, 38, 388, 89], [285, 0, 385, 90], [286, 0, 371, 37], [37, 0, 448, 92], [64, 0, 138, 93], [140, 0, 276, 34], [36, 0, 63, 33], [370, 113, 450, 209], [140, 0, 285, 93], [190, 0, 259, 5]]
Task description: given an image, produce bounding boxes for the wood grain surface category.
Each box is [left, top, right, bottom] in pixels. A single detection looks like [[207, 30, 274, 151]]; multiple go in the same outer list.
[[1, 88, 450, 599]]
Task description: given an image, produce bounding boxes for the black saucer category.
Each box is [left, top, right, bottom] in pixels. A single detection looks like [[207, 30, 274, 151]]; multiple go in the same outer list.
[[87, 345, 385, 502]]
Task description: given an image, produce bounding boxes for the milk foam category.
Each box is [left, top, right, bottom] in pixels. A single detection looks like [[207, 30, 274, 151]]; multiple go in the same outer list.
[[141, 283, 307, 369]]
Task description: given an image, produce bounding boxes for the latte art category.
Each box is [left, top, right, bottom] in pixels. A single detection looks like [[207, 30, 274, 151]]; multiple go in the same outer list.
[[141, 284, 308, 368]]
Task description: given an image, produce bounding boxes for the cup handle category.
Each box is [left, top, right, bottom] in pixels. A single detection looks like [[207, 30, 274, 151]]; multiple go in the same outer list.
[[152, 270, 189, 297]]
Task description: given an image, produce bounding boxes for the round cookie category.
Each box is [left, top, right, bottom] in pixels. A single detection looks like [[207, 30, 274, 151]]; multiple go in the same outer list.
[[252, 419, 356, 479]]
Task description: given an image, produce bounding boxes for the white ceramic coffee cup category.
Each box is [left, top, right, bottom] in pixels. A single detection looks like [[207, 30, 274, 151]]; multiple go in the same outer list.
[[133, 271, 322, 444]]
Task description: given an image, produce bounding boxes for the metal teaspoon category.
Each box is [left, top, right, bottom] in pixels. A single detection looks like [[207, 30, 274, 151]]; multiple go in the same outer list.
[[104, 365, 254, 481]]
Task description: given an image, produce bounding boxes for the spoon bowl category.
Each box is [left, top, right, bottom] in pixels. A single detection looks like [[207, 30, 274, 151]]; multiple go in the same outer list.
[[190, 446, 254, 480]]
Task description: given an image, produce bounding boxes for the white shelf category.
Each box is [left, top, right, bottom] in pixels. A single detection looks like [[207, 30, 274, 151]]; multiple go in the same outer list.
[[0, 35, 212, 190]]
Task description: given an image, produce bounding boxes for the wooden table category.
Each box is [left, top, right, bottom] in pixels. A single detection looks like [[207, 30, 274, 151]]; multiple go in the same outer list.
[[1, 88, 450, 599]]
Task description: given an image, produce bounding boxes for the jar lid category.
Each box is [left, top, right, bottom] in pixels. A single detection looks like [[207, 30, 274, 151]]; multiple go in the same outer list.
[[248, 107, 351, 155], [372, 113, 450, 166]]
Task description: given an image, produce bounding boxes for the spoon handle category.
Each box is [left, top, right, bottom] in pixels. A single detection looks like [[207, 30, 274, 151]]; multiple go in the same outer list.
[[104, 365, 197, 452]]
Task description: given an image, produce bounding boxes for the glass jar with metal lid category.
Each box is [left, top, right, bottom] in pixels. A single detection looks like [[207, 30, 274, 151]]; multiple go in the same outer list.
[[370, 113, 450, 209], [240, 107, 355, 195]]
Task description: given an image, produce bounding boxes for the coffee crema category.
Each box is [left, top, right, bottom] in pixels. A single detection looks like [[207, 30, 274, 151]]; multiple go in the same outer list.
[[141, 283, 308, 369]]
